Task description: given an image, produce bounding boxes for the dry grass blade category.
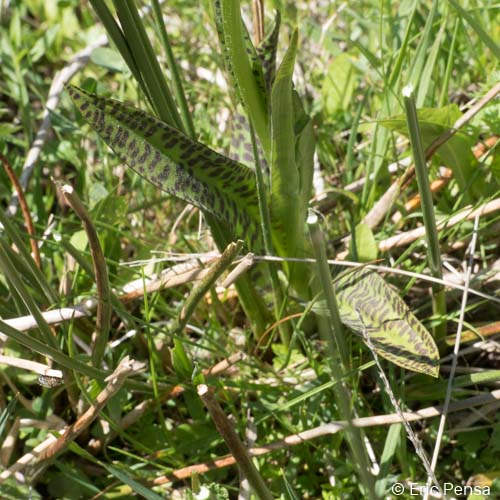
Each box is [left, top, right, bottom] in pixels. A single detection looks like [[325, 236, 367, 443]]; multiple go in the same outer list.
[[0, 357, 144, 483]]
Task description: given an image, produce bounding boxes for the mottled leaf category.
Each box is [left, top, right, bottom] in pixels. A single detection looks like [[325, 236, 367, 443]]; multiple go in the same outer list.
[[66, 85, 262, 249], [212, 0, 270, 156], [336, 268, 439, 377], [315, 267, 440, 377], [256, 11, 281, 92]]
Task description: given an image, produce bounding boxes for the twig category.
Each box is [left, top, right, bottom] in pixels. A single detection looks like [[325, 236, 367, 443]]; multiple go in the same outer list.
[[55, 182, 111, 368], [153, 388, 500, 484], [0, 417, 20, 468], [423, 213, 481, 499], [119, 258, 215, 302], [197, 384, 273, 500], [1, 305, 90, 336], [0, 355, 62, 379], [0, 153, 41, 268]]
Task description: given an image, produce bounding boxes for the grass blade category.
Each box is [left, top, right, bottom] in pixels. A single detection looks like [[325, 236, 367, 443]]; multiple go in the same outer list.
[[448, 0, 500, 61], [403, 85, 446, 340], [113, 0, 183, 128]]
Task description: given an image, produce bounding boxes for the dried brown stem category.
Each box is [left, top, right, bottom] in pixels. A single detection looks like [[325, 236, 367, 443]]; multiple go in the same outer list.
[[0, 152, 41, 268], [378, 197, 500, 252], [55, 182, 111, 367], [252, 0, 265, 45]]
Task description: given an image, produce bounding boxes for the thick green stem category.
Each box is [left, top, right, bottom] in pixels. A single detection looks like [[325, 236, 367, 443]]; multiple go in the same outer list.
[[307, 212, 377, 499], [250, 123, 290, 344]]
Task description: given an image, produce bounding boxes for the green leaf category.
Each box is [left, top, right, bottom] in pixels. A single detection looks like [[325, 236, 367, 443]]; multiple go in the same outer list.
[[256, 11, 281, 92], [375, 423, 402, 498], [350, 223, 378, 262], [90, 47, 128, 72], [270, 30, 300, 258], [316, 267, 440, 377], [171, 339, 193, 381], [101, 463, 165, 500], [66, 85, 262, 249]]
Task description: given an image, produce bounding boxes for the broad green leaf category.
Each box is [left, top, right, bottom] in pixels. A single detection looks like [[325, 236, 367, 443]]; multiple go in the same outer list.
[[350, 223, 378, 262], [293, 91, 315, 224], [375, 423, 402, 498], [379, 105, 484, 200], [313, 267, 440, 377], [229, 111, 269, 175], [322, 52, 359, 114], [212, 0, 270, 156], [171, 339, 193, 381], [290, 93, 315, 296], [91, 46, 128, 73], [270, 30, 300, 258], [335, 268, 439, 377], [66, 85, 262, 250]]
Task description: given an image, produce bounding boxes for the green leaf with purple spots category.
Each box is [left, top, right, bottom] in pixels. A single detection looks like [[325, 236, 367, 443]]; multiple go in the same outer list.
[[256, 11, 281, 92], [66, 85, 262, 249], [212, 0, 270, 157]]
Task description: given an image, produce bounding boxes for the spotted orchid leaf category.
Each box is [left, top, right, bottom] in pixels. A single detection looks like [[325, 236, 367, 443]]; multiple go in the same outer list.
[[212, 0, 270, 157], [66, 85, 262, 250], [312, 267, 440, 377], [334, 267, 440, 377], [256, 11, 281, 92]]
